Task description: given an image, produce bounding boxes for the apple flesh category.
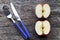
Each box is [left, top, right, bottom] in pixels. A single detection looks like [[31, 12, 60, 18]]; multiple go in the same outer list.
[[35, 4, 42, 18], [35, 20, 51, 36], [35, 21, 42, 35], [43, 4, 51, 18], [35, 4, 51, 18]]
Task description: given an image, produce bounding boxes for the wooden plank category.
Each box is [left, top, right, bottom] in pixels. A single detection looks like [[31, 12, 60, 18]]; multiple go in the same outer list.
[[0, 0, 60, 40]]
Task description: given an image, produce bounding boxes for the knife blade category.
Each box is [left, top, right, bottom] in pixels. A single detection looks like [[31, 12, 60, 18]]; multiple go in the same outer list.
[[10, 3, 21, 21]]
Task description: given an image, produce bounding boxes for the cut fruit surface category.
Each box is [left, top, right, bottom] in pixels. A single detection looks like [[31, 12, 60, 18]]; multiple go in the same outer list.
[[43, 20, 51, 35], [35, 4, 51, 18], [35, 4, 42, 18], [35, 21, 42, 35], [43, 4, 51, 18], [35, 20, 51, 36]]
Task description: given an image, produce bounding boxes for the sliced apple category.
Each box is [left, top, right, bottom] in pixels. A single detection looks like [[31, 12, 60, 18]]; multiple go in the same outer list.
[[35, 21, 42, 35], [35, 20, 51, 36], [35, 4, 42, 18], [43, 20, 51, 35], [43, 4, 51, 18], [35, 4, 51, 18]]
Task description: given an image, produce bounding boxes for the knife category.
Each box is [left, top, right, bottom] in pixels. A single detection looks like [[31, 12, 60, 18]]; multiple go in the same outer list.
[[3, 5, 27, 39], [10, 3, 30, 38]]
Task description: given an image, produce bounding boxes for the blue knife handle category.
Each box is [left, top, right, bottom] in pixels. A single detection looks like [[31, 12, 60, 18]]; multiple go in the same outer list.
[[19, 21, 30, 38], [13, 22, 28, 39]]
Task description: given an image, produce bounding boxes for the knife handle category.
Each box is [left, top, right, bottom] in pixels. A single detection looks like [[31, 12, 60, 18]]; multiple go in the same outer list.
[[13, 22, 28, 39], [19, 21, 30, 38]]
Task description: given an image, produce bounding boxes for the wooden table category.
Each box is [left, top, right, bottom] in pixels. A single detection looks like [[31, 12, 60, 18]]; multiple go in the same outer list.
[[0, 0, 60, 40]]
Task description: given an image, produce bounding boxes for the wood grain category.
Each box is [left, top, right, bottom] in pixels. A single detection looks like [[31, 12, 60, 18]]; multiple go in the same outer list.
[[0, 0, 60, 40]]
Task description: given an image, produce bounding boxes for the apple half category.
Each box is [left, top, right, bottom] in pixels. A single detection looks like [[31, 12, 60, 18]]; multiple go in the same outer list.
[[35, 4, 51, 18], [35, 4, 42, 18], [35, 20, 51, 36]]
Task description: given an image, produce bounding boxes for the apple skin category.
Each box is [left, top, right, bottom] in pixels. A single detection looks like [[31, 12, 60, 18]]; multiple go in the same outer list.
[[35, 20, 51, 36]]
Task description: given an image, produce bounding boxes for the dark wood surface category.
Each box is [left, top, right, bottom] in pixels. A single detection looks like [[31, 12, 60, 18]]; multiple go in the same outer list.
[[0, 0, 60, 40]]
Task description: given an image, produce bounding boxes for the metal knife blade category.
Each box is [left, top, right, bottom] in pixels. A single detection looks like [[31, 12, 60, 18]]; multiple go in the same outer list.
[[10, 3, 21, 21]]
